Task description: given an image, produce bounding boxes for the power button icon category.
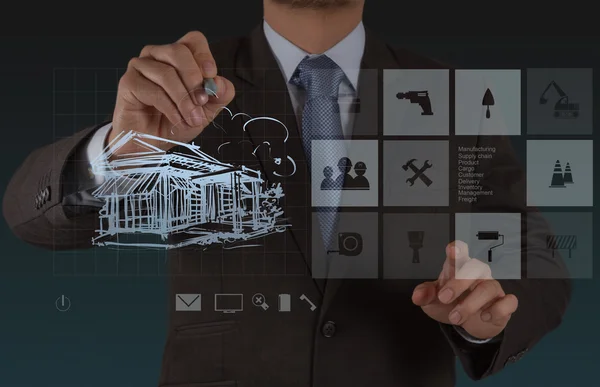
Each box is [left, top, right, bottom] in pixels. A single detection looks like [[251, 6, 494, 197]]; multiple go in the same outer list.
[[55, 295, 71, 312]]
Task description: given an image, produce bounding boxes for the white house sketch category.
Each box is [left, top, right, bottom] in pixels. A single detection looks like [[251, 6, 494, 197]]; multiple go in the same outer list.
[[90, 131, 288, 249]]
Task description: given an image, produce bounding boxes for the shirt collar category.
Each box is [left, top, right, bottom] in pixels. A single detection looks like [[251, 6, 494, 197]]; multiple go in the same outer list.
[[263, 19, 365, 91]]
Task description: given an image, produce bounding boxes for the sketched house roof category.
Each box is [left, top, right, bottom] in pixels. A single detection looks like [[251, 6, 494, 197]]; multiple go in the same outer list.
[[90, 130, 258, 181]]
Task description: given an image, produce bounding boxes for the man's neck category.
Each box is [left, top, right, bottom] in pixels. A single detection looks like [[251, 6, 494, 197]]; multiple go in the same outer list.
[[263, 1, 363, 54]]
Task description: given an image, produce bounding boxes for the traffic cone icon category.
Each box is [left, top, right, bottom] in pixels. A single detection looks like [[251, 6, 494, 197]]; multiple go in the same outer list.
[[563, 162, 574, 184], [549, 160, 565, 188]]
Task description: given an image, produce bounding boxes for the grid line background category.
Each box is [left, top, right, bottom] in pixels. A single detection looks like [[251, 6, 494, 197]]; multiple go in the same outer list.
[[51, 67, 308, 277]]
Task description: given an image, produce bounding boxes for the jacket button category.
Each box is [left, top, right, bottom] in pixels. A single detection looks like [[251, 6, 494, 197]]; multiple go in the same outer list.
[[321, 321, 337, 338]]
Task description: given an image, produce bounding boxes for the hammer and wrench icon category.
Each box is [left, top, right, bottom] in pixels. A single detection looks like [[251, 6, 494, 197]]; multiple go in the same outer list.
[[402, 159, 433, 187]]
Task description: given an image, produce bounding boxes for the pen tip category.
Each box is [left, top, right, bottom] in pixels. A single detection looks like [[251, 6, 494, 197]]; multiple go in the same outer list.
[[204, 78, 218, 96]]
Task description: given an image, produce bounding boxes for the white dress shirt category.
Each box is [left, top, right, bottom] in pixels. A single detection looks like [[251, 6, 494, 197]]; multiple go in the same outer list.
[[263, 19, 364, 137], [77, 23, 491, 345]]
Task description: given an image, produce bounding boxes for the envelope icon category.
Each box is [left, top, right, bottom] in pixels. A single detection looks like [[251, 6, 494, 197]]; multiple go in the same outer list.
[[176, 294, 201, 311]]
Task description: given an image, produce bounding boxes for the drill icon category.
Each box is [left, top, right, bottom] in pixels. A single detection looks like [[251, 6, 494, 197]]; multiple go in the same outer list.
[[396, 90, 433, 115]]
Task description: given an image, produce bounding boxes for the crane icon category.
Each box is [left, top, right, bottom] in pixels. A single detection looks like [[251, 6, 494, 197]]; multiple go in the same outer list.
[[539, 80, 579, 119]]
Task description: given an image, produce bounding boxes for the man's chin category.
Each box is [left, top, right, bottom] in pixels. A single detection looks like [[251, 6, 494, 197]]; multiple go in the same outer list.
[[270, 0, 359, 9]]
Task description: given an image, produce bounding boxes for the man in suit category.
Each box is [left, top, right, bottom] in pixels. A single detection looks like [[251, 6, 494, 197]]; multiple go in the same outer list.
[[3, 0, 571, 386]]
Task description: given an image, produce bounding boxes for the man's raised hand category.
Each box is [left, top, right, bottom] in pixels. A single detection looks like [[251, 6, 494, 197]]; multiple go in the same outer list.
[[109, 31, 236, 156], [411, 240, 518, 340]]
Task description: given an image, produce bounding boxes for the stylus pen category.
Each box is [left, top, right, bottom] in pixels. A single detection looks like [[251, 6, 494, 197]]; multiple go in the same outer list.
[[203, 78, 218, 96]]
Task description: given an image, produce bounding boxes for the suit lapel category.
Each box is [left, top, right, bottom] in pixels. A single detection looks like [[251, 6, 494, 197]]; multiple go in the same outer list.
[[233, 24, 324, 290]]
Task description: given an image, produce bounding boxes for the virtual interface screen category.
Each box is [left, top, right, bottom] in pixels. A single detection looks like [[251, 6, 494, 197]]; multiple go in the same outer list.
[[0, 11, 596, 387]]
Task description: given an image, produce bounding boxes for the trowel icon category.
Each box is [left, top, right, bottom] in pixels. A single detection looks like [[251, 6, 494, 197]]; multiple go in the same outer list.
[[482, 88, 494, 119]]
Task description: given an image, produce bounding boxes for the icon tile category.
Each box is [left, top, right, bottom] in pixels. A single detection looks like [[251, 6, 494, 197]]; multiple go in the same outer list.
[[527, 212, 593, 279], [455, 70, 521, 135], [383, 140, 449, 206], [311, 140, 378, 207], [383, 69, 450, 135], [383, 213, 449, 279], [311, 212, 378, 279], [526, 68, 593, 135], [455, 213, 522, 279], [527, 140, 593, 207]]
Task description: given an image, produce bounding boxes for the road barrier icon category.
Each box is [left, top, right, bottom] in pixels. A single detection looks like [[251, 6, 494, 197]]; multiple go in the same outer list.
[[546, 235, 577, 258]]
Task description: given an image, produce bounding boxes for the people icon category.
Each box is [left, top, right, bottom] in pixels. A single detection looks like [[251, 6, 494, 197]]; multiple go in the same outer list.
[[320, 157, 370, 191], [335, 157, 354, 189], [350, 161, 369, 190], [321, 166, 336, 190]]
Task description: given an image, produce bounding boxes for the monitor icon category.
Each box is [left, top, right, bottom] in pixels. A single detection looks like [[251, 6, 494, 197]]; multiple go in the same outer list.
[[214, 294, 243, 314]]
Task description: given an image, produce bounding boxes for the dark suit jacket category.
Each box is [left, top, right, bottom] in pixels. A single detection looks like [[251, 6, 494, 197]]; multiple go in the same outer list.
[[3, 25, 571, 387]]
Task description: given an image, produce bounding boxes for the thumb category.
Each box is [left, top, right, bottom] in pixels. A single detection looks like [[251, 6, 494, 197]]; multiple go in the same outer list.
[[204, 76, 236, 117]]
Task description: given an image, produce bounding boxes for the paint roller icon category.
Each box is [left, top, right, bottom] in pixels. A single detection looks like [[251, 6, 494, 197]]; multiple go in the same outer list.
[[476, 231, 504, 262]]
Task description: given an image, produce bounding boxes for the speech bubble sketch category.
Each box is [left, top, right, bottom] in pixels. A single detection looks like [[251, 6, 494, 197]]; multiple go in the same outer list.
[[217, 141, 231, 153], [250, 141, 297, 177], [210, 106, 251, 134], [212, 107, 297, 178], [89, 130, 289, 250]]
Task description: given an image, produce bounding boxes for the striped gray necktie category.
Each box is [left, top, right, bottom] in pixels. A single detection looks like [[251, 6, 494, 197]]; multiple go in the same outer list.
[[290, 54, 349, 250]]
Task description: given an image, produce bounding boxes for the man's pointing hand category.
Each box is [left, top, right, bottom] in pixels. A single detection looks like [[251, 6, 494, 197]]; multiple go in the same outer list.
[[411, 240, 518, 340]]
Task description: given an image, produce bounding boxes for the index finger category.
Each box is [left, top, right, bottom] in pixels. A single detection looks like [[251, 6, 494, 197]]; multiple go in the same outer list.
[[437, 240, 470, 286], [444, 240, 471, 273], [177, 31, 218, 79], [438, 258, 494, 304]]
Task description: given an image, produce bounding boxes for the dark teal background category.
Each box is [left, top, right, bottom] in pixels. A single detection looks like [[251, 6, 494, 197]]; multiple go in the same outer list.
[[0, 5, 597, 386]]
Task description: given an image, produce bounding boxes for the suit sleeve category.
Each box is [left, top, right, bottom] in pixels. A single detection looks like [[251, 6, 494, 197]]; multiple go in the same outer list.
[[442, 135, 572, 380], [2, 123, 109, 250]]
